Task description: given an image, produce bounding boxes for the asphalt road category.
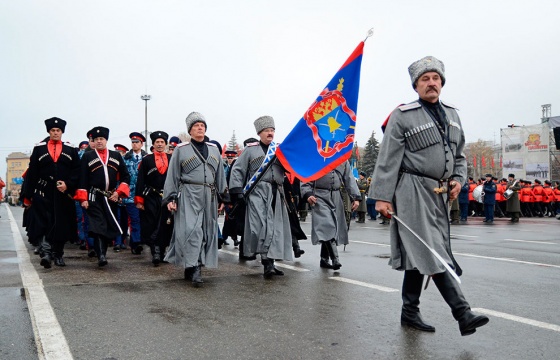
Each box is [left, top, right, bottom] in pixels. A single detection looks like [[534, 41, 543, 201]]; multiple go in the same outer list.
[[2, 203, 559, 360]]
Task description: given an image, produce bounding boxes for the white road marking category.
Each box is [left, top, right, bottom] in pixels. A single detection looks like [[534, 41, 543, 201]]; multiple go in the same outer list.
[[349, 240, 389, 247], [329, 276, 399, 292], [450, 234, 479, 238], [472, 308, 560, 332], [504, 238, 556, 245], [5, 204, 73, 360], [218, 249, 309, 272], [454, 252, 560, 269]]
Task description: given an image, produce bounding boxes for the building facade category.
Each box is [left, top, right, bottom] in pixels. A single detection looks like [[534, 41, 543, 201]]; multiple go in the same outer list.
[[5, 152, 29, 205]]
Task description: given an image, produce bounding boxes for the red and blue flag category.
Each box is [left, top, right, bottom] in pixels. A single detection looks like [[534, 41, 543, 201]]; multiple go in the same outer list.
[[276, 42, 364, 182]]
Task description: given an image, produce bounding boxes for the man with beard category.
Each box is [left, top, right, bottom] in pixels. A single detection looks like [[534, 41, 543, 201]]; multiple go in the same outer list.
[[163, 112, 227, 287], [75, 127, 130, 267], [23, 117, 80, 268], [135, 131, 172, 265], [371, 56, 489, 336], [229, 116, 293, 278]]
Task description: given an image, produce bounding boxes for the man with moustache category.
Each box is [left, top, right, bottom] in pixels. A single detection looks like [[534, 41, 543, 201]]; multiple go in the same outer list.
[[135, 131, 172, 265], [23, 117, 80, 268], [229, 116, 293, 278], [370, 56, 489, 336], [75, 127, 130, 267], [163, 112, 227, 287]]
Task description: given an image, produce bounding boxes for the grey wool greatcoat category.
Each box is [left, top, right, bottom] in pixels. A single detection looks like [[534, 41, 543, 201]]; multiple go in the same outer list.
[[356, 178, 368, 213], [229, 143, 293, 261], [370, 100, 467, 275], [162, 141, 226, 268], [300, 161, 361, 245], [505, 180, 521, 213]]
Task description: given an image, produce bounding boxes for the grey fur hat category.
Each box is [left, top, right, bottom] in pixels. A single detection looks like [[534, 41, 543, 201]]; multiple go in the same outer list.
[[254, 116, 275, 134], [408, 56, 446, 89], [185, 112, 207, 133]]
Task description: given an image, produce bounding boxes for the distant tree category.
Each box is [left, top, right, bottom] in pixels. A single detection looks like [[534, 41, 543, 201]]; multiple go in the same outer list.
[[227, 131, 240, 152], [361, 130, 380, 176]]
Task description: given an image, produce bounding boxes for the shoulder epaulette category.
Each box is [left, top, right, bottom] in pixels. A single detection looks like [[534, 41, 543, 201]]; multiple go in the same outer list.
[[246, 142, 259, 147], [206, 142, 217, 148], [441, 100, 459, 110], [398, 101, 421, 112], [176, 141, 189, 148], [35, 141, 47, 146]]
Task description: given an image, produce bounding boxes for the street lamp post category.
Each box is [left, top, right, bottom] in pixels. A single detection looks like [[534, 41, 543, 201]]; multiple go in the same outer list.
[[141, 94, 151, 152]]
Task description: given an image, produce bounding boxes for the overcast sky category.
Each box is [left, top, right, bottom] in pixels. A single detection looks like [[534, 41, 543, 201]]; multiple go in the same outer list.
[[1, 0, 559, 181]]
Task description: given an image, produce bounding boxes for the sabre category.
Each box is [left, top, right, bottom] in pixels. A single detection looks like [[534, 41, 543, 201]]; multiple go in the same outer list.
[[388, 210, 461, 284]]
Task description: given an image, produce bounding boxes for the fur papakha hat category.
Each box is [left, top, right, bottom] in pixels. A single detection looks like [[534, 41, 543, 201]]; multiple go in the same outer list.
[[254, 116, 275, 134], [408, 56, 446, 89], [185, 112, 207, 133]]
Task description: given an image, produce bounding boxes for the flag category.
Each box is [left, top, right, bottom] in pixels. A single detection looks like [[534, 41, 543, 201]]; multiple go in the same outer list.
[[473, 155, 477, 168], [276, 42, 365, 182], [491, 157, 495, 168], [500, 156, 502, 168], [481, 156, 486, 167], [355, 143, 360, 160]]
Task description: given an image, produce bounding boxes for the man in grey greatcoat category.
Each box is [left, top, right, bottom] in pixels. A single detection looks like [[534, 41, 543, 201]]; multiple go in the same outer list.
[[229, 116, 293, 279], [163, 112, 227, 287], [301, 161, 360, 270], [370, 56, 489, 336], [355, 172, 368, 223], [505, 173, 521, 223]]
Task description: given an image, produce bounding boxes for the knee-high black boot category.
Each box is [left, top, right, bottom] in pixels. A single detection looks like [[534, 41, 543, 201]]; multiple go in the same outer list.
[[292, 236, 305, 258], [326, 240, 341, 270], [39, 236, 52, 269], [261, 258, 275, 279], [95, 237, 107, 267], [319, 241, 332, 268], [401, 270, 435, 332], [152, 245, 161, 266], [432, 271, 489, 336]]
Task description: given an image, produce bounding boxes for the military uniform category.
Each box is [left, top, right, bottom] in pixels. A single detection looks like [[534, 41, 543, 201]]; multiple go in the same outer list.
[[75, 127, 130, 267], [505, 176, 521, 222], [301, 161, 360, 269], [356, 173, 368, 223], [23, 118, 80, 268], [135, 131, 172, 265], [229, 116, 293, 278], [370, 56, 488, 336], [163, 112, 227, 286]]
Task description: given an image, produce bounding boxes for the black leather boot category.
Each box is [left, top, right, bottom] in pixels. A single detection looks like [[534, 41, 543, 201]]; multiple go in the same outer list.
[[262, 259, 275, 279], [184, 266, 195, 281], [95, 238, 107, 267], [152, 245, 161, 266], [326, 240, 341, 270], [192, 266, 203, 287], [292, 242, 305, 258], [271, 259, 284, 276], [400, 270, 435, 332], [40, 237, 52, 269], [319, 242, 333, 268], [432, 271, 489, 336], [54, 255, 66, 267]]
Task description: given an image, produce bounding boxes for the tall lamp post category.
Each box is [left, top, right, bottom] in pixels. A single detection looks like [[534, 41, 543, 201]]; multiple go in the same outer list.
[[141, 94, 151, 152]]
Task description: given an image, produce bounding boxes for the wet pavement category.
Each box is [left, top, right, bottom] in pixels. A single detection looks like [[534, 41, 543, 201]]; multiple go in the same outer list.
[[2, 203, 560, 359]]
